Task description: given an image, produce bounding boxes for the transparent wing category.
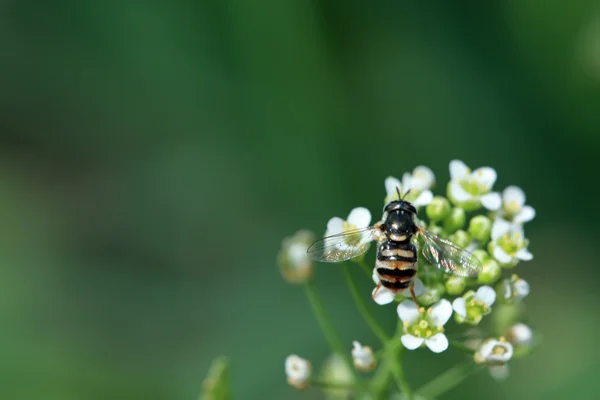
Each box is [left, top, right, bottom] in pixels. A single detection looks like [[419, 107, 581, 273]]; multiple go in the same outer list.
[[419, 228, 482, 278], [307, 227, 375, 262]]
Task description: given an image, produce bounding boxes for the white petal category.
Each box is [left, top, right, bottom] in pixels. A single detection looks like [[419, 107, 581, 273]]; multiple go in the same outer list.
[[491, 218, 511, 240], [449, 181, 472, 202], [401, 172, 413, 192], [516, 248, 533, 261], [514, 206, 536, 224], [425, 333, 449, 353], [513, 279, 530, 299], [475, 286, 496, 307], [502, 186, 525, 207], [473, 167, 497, 188], [385, 176, 402, 198], [452, 297, 467, 318], [326, 217, 344, 236], [508, 323, 533, 346], [397, 300, 421, 323], [372, 286, 395, 305], [347, 207, 371, 228], [449, 160, 469, 181], [493, 246, 513, 264], [412, 166, 435, 190], [413, 190, 433, 207], [429, 299, 453, 326], [412, 278, 425, 296], [401, 334, 425, 350], [480, 192, 501, 211], [372, 268, 380, 284]]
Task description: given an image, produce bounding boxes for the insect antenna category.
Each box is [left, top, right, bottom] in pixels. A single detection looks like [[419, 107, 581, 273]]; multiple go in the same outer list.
[[395, 186, 402, 200], [403, 189, 412, 200]]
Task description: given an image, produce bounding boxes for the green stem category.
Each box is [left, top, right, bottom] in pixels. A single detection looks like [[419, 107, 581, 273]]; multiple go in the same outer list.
[[388, 341, 412, 399], [371, 324, 413, 399], [344, 263, 390, 344], [416, 361, 483, 398], [303, 282, 356, 378]]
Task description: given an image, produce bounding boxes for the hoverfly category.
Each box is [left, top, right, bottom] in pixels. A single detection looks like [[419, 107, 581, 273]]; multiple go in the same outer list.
[[307, 189, 481, 305]]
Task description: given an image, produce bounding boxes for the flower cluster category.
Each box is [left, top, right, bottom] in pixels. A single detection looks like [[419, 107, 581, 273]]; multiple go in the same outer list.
[[278, 160, 537, 396]]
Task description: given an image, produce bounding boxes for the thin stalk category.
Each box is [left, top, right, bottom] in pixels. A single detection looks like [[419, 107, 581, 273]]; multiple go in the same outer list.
[[303, 282, 356, 378], [416, 361, 483, 398], [344, 263, 389, 344], [388, 341, 413, 399]]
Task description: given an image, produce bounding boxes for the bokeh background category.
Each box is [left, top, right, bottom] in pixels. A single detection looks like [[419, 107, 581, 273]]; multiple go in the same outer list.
[[1, 1, 599, 399]]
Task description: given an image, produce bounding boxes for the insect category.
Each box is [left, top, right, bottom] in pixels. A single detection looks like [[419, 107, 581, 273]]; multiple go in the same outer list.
[[307, 189, 481, 305]]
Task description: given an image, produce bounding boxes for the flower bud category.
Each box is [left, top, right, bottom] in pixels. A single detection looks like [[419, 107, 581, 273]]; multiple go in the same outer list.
[[477, 259, 501, 284], [468, 215, 492, 243], [278, 230, 315, 284], [443, 207, 466, 233], [472, 249, 490, 263], [285, 355, 312, 390], [351, 341, 376, 372], [426, 224, 445, 238], [506, 323, 533, 348], [448, 230, 470, 248], [445, 276, 467, 295], [417, 282, 445, 306], [426, 196, 451, 222]]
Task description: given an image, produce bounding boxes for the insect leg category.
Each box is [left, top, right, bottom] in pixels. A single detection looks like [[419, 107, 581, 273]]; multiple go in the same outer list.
[[409, 281, 420, 309], [371, 283, 382, 301]]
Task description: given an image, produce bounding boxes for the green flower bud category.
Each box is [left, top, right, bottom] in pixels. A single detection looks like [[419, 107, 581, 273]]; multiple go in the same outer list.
[[426, 224, 445, 238], [426, 196, 451, 222], [417, 282, 445, 306], [468, 215, 492, 243], [443, 207, 466, 233], [445, 276, 467, 295], [477, 259, 501, 284], [472, 249, 490, 263], [448, 230, 470, 248], [321, 354, 353, 398], [202, 357, 230, 400]]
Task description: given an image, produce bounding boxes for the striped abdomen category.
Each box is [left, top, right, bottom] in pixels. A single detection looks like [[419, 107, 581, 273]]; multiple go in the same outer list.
[[376, 240, 417, 291]]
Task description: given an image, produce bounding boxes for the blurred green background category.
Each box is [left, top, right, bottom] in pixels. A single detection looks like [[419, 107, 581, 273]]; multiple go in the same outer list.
[[1, 1, 599, 399]]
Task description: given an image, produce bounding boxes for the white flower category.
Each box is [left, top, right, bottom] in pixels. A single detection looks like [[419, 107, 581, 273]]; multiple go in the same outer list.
[[351, 341, 376, 372], [452, 286, 496, 325], [278, 230, 316, 284], [499, 186, 536, 224], [499, 274, 530, 302], [384, 166, 435, 206], [397, 299, 453, 353], [285, 355, 311, 389], [326, 207, 372, 236], [372, 273, 425, 305], [474, 338, 514, 366], [489, 218, 533, 266], [447, 160, 501, 211], [506, 323, 534, 347]]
